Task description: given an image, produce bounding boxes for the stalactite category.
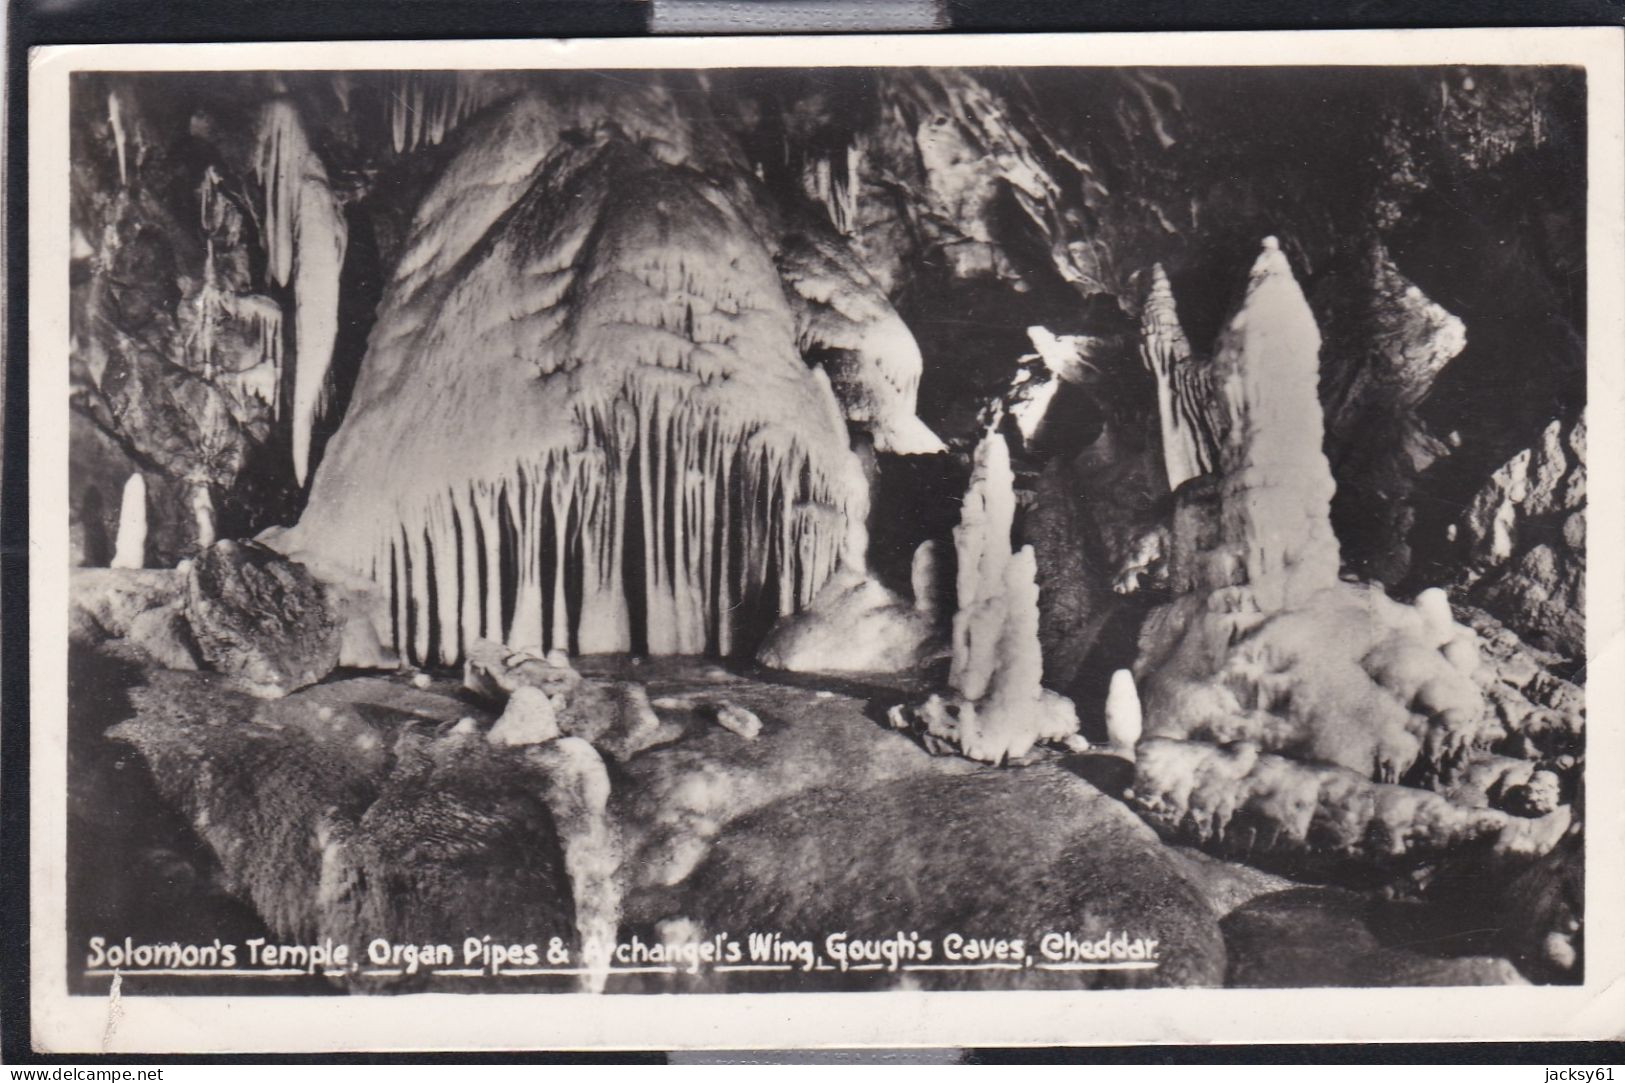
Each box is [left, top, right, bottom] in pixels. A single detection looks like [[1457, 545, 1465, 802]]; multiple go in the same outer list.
[[194, 242, 222, 381], [112, 473, 147, 569], [197, 165, 223, 234], [330, 74, 354, 114], [778, 232, 943, 455], [388, 72, 505, 154], [193, 166, 284, 412], [809, 140, 863, 236], [227, 293, 286, 413], [455, 487, 482, 657], [108, 90, 128, 187], [480, 486, 503, 643], [255, 98, 349, 485], [289, 392, 857, 666]]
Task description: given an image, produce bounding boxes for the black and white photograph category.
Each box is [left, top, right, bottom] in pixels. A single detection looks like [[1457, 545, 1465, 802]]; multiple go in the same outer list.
[[26, 29, 1625, 1052]]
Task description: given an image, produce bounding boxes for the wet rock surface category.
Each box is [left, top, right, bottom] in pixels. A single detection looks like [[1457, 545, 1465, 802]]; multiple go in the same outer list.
[[648, 763, 1228, 991], [1223, 887, 1527, 988], [70, 568, 185, 643], [74, 643, 1559, 994], [78, 649, 1251, 992], [185, 540, 343, 697]]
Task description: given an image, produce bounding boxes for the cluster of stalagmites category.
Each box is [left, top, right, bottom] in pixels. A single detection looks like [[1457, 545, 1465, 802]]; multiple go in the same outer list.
[[887, 428, 1082, 765], [1121, 238, 1578, 886]]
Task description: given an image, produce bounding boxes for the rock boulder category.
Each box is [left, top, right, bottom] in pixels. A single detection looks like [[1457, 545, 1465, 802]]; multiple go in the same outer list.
[[185, 540, 342, 698]]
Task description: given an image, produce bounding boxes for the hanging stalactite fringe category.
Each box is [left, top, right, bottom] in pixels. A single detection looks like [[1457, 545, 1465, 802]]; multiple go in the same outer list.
[[321, 382, 852, 667], [387, 72, 508, 154]]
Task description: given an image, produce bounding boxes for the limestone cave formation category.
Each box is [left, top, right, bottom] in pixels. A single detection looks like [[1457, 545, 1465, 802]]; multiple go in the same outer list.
[[68, 64, 1587, 995]]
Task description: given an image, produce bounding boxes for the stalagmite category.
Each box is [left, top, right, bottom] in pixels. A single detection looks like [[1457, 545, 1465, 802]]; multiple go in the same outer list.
[[269, 98, 865, 665], [1415, 587, 1457, 646], [1140, 264, 1218, 491], [1104, 669, 1143, 752], [891, 428, 1079, 764], [949, 429, 1021, 702], [255, 99, 348, 485], [1167, 238, 1341, 612], [911, 539, 943, 615], [111, 473, 147, 569], [190, 485, 217, 550], [1135, 240, 1498, 786]]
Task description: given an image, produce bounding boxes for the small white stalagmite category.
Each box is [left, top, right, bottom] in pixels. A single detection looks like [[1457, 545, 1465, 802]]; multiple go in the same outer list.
[[189, 484, 217, 550], [1414, 587, 1457, 647], [911, 539, 943, 615], [1104, 668, 1143, 753], [111, 473, 147, 569]]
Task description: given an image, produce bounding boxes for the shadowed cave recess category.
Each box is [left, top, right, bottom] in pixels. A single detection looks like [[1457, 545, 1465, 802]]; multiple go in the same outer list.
[[68, 66, 1586, 995]]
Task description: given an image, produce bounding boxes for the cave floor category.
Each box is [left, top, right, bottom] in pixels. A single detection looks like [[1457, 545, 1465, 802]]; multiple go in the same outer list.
[[67, 646, 1530, 996]]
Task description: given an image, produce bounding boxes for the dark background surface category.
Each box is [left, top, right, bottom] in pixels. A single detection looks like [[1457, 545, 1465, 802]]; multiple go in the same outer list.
[[5, 0, 1624, 1066]]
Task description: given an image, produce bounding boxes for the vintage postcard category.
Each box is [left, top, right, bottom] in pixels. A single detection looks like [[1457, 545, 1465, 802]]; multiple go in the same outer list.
[[26, 28, 1625, 1052]]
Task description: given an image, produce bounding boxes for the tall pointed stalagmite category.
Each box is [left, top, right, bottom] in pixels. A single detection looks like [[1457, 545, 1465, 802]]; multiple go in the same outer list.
[[891, 427, 1078, 764], [1202, 237, 1341, 613], [1135, 239, 1494, 785]]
